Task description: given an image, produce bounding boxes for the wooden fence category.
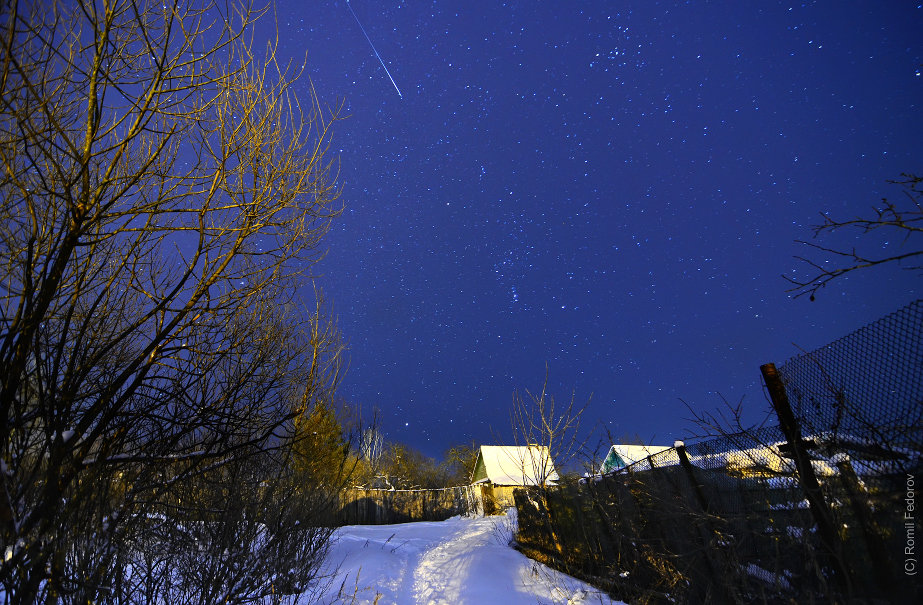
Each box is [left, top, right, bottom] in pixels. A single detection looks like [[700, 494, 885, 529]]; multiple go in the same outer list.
[[336, 485, 477, 525]]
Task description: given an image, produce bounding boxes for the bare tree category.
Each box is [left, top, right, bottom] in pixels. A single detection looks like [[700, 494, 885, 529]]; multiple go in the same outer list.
[[441, 441, 479, 486], [786, 173, 923, 300], [0, 1, 343, 603], [506, 370, 589, 573], [509, 368, 589, 486]]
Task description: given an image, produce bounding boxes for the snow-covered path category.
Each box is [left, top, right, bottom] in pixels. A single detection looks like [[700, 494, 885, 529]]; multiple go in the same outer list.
[[313, 511, 623, 604]]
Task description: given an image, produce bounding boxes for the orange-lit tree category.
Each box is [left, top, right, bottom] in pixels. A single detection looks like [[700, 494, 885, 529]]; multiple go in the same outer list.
[[0, 1, 343, 602]]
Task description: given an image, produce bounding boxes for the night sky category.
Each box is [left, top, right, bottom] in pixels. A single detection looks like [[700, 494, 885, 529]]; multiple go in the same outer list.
[[263, 1, 921, 457]]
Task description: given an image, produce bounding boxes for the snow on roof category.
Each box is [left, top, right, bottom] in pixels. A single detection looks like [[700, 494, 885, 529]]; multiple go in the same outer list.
[[598, 434, 919, 477], [472, 445, 559, 486], [600, 444, 673, 474]]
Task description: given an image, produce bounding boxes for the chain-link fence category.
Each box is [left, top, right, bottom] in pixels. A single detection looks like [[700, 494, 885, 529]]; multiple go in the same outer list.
[[514, 300, 923, 604], [779, 299, 923, 470]]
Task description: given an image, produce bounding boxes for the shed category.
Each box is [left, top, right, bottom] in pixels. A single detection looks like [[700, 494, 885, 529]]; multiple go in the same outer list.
[[471, 445, 559, 486], [600, 444, 672, 474], [470, 445, 559, 514]]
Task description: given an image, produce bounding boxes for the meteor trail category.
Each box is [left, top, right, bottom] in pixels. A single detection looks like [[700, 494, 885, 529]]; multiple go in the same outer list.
[[346, 1, 403, 98]]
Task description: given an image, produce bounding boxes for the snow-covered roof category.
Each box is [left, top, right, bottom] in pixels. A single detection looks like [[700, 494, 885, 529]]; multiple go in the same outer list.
[[471, 445, 559, 486], [597, 434, 920, 477], [600, 444, 672, 474]]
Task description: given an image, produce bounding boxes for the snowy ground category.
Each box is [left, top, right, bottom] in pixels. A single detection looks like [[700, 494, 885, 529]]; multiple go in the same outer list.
[[312, 510, 625, 605]]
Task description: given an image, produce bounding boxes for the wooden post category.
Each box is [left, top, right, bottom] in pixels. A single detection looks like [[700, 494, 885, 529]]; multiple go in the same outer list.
[[676, 441, 742, 604], [676, 442, 711, 513], [834, 455, 899, 601], [761, 362, 851, 595]]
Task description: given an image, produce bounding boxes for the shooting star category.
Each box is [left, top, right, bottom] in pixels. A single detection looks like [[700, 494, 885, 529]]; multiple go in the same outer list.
[[346, 0, 403, 98]]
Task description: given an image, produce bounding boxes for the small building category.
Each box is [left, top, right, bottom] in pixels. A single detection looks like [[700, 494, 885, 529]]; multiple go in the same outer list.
[[470, 445, 559, 513], [600, 444, 673, 474]]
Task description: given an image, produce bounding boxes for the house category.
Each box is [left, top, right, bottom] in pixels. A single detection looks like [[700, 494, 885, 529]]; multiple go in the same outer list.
[[599, 444, 673, 474], [693, 443, 801, 478], [598, 441, 835, 478], [597, 433, 916, 480], [470, 445, 559, 513]]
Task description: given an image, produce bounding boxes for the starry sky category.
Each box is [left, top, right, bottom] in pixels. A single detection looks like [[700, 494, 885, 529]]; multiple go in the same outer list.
[[263, 1, 921, 458]]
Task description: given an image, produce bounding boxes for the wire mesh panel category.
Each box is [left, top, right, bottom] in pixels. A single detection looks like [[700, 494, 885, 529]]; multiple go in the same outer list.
[[779, 299, 923, 466]]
